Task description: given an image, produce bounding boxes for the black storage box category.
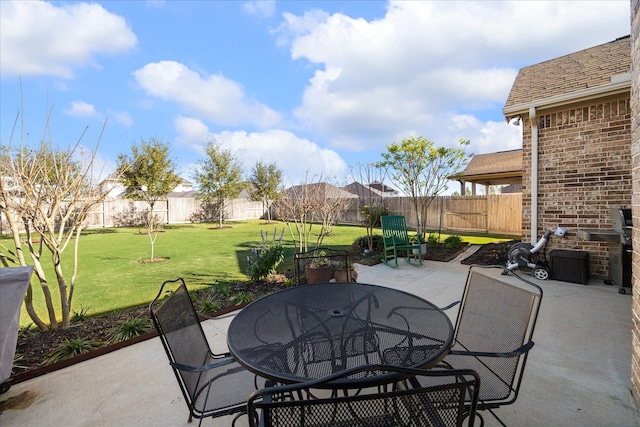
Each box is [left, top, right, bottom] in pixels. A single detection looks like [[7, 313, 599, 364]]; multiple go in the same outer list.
[[549, 250, 589, 285]]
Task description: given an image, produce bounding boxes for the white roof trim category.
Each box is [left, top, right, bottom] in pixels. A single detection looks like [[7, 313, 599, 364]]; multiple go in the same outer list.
[[503, 77, 631, 118]]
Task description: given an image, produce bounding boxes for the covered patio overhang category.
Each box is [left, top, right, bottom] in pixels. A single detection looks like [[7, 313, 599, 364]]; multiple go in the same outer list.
[[452, 149, 522, 195]]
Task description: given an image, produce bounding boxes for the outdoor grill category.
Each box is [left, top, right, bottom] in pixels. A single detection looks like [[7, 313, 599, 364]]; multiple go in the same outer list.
[[577, 208, 632, 294], [607, 208, 633, 294]]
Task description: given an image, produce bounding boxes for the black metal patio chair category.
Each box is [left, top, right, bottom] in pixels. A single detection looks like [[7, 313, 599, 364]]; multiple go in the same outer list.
[[247, 364, 480, 427], [149, 278, 263, 426], [415, 265, 543, 426]]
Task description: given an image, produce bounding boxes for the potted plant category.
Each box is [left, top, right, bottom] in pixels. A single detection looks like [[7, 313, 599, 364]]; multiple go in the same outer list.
[[333, 260, 358, 283], [305, 250, 333, 284], [410, 234, 427, 256]]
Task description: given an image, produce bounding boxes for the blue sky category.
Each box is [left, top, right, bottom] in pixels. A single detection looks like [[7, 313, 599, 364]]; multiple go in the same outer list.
[[0, 0, 632, 192]]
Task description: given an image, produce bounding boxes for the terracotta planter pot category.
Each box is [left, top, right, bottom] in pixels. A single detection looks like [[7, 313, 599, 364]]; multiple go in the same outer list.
[[334, 268, 358, 283], [305, 265, 333, 284]]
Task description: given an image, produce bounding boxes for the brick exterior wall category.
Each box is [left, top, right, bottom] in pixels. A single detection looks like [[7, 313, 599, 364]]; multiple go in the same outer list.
[[630, 0, 640, 407], [521, 95, 632, 278]]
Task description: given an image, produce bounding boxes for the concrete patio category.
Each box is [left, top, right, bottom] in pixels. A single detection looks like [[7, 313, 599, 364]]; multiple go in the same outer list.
[[1, 260, 638, 426]]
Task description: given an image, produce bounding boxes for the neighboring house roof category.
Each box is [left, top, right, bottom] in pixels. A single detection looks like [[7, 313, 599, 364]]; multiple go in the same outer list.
[[167, 190, 200, 198], [285, 182, 358, 199], [503, 35, 631, 120], [453, 149, 522, 186], [369, 181, 398, 194], [343, 181, 398, 198]]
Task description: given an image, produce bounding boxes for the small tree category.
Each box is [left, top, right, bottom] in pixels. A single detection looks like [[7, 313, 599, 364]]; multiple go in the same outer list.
[[274, 173, 323, 253], [349, 162, 390, 252], [274, 174, 350, 253], [315, 179, 352, 240], [193, 141, 244, 229], [116, 138, 181, 261], [248, 160, 283, 223], [379, 136, 470, 237], [0, 112, 113, 330]]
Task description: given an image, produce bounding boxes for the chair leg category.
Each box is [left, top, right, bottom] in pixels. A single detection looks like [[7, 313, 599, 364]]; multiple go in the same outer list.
[[231, 412, 248, 427], [485, 407, 507, 427]]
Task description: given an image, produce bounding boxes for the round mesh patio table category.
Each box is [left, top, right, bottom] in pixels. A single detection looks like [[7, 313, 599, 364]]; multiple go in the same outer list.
[[227, 282, 454, 386]]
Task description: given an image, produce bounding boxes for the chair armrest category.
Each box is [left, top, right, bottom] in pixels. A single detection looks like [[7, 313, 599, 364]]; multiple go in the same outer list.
[[440, 300, 460, 311], [170, 356, 235, 373], [449, 341, 534, 358]]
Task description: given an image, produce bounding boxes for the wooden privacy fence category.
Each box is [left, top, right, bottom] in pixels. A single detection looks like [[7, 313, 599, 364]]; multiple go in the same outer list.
[[0, 193, 521, 236], [337, 194, 522, 236], [85, 197, 265, 228]]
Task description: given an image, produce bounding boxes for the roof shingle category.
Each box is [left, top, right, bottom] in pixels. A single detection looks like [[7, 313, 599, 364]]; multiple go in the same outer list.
[[504, 36, 630, 112], [459, 149, 522, 178]]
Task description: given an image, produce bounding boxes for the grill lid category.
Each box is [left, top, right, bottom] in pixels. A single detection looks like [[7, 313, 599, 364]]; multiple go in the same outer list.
[[611, 208, 632, 233]]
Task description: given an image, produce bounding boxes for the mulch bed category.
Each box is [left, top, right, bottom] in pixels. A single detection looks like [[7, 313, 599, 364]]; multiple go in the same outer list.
[[460, 240, 518, 266]]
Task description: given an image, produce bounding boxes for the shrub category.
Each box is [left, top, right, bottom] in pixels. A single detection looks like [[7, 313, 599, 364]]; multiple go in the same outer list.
[[71, 305, 92, 324], [247, 228, 285, 281], [444, 235, 464, 249], [426, 234, 440, 248], [108, 317, 151, 343], [198, 296, 222, 314], [360, 205, 389, 227], [46, 338, 104, 363], [213, 283, 231, 298], [353, 235, 385, 253], [230, 292, 253, 305], [357, 253, 383, 266], [13, 353, 27, 370]]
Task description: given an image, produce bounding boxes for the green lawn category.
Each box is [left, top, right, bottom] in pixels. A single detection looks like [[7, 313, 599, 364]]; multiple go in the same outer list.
[[2, 220, 511, 326]]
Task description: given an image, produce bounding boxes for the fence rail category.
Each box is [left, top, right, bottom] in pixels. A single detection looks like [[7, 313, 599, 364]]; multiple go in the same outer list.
[[339, 194, 522, 236], [0, 193, 522, 237]]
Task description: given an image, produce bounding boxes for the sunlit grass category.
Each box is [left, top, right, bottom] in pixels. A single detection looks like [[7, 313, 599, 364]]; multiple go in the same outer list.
[[7, 220, 512, 326]]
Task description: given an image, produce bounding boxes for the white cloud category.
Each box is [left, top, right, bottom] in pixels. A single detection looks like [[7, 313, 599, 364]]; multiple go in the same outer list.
[[133, 61, 282, 128], [109, 111, 133, 128], [173, 116, 346, 183], [276, 1, 629, 155], [0, 0, 136, 78], [64, 101, 100, 118], [243, 0, 275, 18]]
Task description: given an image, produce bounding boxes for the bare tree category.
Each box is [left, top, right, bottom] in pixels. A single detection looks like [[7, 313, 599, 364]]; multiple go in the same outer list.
[[274, 173, 323, 252], [0, 111, 113, 330], [315, 179, 353, 241], [274, 174, 351, 253], [348, 162, 390, 252]]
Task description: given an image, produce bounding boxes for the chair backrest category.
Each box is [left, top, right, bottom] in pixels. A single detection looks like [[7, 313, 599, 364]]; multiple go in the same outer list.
[[149, 279, 215, 404], [451, 266, 542, 407], [248, 364, 480, 427], [381, 215, 411, 245]]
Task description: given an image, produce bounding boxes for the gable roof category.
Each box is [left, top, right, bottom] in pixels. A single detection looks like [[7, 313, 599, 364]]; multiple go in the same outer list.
[[503, 35, 631, 120], [284, 182, 357, 199], [343, 181, 398, 198], [453, 149, 522, 185]]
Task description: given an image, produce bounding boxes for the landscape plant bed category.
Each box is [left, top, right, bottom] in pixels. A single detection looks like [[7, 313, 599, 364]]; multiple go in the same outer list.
[[10, 279, 285, 385], [9, 241, 512, 385], [422, 243, 470, 262], [460, 240, 517, 265]]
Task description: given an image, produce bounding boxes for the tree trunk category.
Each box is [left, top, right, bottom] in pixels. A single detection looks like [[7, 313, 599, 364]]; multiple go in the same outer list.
[[218, 198, 224, 228]]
